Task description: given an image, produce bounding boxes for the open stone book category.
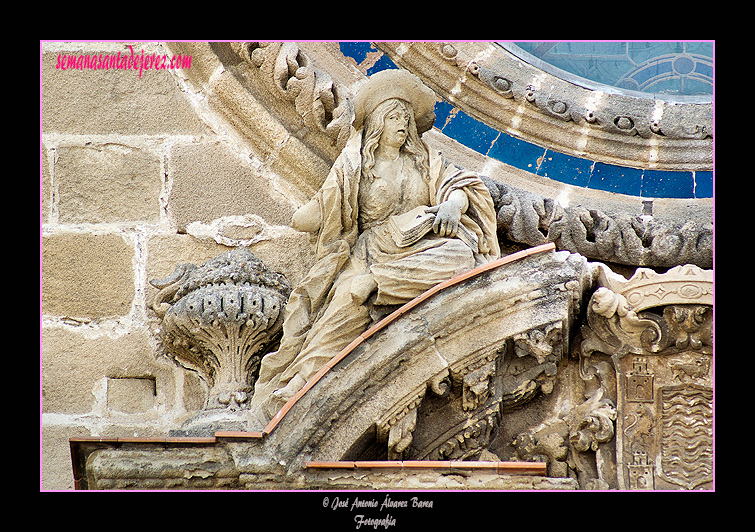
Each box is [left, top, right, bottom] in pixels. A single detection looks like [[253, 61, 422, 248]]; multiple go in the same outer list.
[[388, 206, 479, 253]]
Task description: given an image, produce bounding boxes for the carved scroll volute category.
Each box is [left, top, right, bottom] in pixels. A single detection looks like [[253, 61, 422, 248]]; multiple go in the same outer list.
[[387, 408, 418, 460], [582, 287, 664, 360], [232, 42, 355, 151], [150, 247, 290, 412], [581, 264, 713, 362]]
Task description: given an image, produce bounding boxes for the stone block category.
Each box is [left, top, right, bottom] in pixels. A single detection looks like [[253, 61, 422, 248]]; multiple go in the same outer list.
[[41, 50, 205, 135], [41, 424, 93, 490], [41, 328, 174, 415], [55, 145, 162, 224], [167, 140, 296, 232], [107, 377, 156, 413], [42, 233, 135, 319], [182, 370, 208, 413], [42, 146, 51, 224]]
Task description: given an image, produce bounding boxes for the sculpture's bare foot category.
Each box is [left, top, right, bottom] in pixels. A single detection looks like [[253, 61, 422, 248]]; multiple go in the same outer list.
[[351, 273, 377, 304], [272, 373, 306, 400]]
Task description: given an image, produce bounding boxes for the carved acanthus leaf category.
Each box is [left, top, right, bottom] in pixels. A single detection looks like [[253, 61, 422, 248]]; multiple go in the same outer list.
[[566, 387, 618, 453], [512, 322, 563, 364], [487, 183, 713, 269], [582, 287, 664, 359]]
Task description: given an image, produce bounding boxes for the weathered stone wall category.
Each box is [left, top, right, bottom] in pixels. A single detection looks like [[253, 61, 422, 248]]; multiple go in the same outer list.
[[41, 42, 315, 490], [41, 41, 713, 491]]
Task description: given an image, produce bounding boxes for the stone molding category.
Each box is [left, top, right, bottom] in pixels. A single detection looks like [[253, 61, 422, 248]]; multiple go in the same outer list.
[[485, 178, 712, 269], [75, 436, 574, 489], [377, 42, 712, 172], [230, 42, 355, 153]]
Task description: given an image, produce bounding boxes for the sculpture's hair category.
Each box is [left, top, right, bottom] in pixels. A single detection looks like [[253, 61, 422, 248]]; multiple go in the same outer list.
[[361, 98, 430, 181]]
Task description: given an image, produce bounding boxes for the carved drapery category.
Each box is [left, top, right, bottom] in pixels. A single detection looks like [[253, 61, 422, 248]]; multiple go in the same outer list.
[[78, 245, 713, 490], [165, 42, 712, 271], [381, 42, 713, 269]]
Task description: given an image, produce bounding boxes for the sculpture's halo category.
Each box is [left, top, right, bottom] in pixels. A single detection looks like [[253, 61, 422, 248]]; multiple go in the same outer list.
[[352, 69, 437, 134]]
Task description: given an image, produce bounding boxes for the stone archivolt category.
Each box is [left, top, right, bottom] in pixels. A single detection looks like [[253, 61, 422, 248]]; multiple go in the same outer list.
[[231, 42, 355, 153], [379, 42, 712, 170]]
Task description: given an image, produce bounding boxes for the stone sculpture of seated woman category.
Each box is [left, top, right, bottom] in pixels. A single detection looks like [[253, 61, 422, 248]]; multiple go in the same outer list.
[[249, 69, 501, 422]]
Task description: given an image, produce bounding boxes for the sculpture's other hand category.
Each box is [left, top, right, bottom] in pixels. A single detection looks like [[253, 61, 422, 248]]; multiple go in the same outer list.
[[427, 189, 468, 238], [426, 201, 462, 238]]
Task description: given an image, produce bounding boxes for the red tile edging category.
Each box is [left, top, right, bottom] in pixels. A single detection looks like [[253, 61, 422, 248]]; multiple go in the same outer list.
[[305, 460, 547, 476]]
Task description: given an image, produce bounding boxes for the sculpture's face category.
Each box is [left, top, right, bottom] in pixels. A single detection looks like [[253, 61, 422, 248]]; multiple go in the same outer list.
[[380, 106, 411, 149]]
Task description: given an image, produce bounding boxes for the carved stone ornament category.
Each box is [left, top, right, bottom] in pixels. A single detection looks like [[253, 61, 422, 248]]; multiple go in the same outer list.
[[69, 47, 714, 491], [485, 178, 713, 269], [346, 250, 595, 466], [378, 42, 712, 171], [150, 247, 290, 434], [174, 42, 712, 271], [230, 41, 355, 153], [580, 263, 713, 490]]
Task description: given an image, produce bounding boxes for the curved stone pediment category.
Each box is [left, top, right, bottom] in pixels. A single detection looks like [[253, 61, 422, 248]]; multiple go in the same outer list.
[[260, 247, 594, 470]]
